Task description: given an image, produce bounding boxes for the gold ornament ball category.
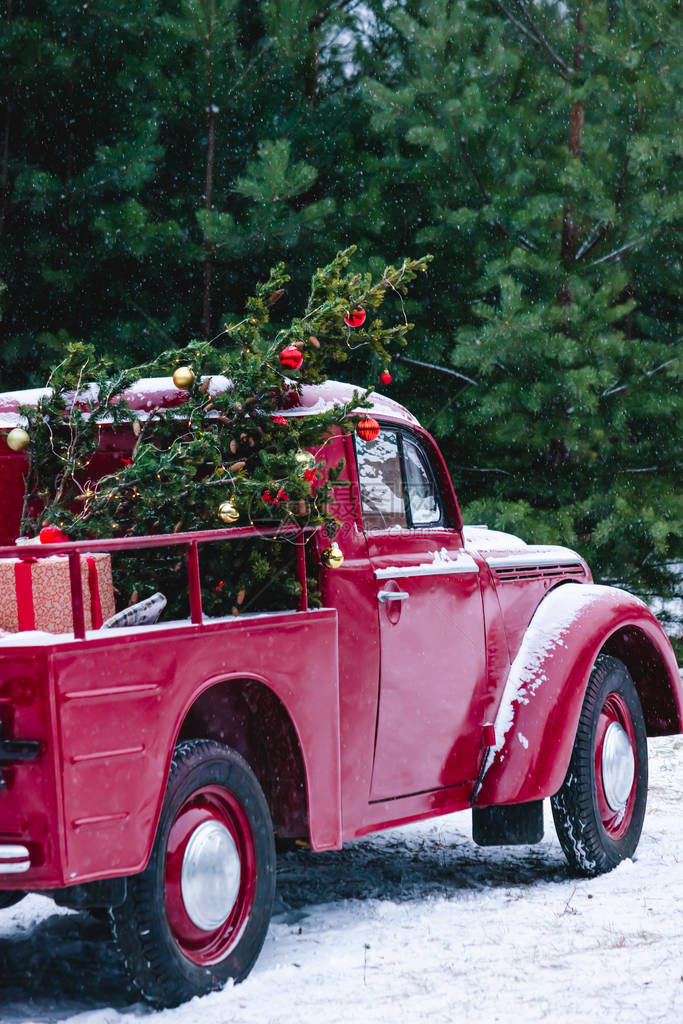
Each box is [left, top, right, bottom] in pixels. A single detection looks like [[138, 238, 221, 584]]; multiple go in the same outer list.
[[321, 541, 344, 569], [294, 449, 315, 472], [217, 499, 240, 524], [173, 365, 196, 390], [6, 427, 30, 452]]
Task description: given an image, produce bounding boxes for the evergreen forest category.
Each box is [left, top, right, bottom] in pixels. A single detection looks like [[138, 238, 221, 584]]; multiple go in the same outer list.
[[1, 1, 681, 613]]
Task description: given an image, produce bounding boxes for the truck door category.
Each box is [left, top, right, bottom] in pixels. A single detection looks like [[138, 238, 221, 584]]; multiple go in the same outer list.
[[354, 427, 487, 801]]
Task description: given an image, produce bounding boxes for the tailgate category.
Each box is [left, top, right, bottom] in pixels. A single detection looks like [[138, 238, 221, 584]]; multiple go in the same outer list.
[[0, 648, 62, 887]]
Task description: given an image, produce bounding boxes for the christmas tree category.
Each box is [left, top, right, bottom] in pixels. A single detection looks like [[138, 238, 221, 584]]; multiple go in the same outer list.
[[0, 1, 367, 376], [19, 247, 430, 616]]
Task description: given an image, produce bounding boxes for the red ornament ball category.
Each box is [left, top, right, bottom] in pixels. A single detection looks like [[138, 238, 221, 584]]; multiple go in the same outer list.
[[344, 307, 366, 328], [356, 416, 380, 442], [39, 525, 69, 544], [379, 370, 392, 386], [279, 346, 303, 370]]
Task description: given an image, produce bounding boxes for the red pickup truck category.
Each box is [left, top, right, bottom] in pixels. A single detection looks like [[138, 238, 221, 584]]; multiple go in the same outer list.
[[0, 378, 680, 1007]]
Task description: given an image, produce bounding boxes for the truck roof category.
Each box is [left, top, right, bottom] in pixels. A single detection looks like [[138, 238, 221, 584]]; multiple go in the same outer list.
[[0, 377, 420, 430]]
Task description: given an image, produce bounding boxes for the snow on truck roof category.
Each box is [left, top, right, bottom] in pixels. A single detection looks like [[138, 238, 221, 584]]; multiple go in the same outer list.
[[0, 378, 419, 430]]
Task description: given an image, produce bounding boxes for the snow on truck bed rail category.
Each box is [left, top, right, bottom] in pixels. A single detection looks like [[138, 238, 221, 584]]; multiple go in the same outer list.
[[0, 608, 312, 646]]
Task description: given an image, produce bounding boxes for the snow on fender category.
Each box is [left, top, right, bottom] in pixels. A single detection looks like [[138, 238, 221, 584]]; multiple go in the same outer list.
[[475, 582, 682, 808]]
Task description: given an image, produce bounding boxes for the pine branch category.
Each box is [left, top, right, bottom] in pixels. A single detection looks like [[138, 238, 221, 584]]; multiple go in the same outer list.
[[515, 1, 574, 77], [591, 235, 648, 266], [19, 451, 32, 535], [492, 1, 572, 80], [615, 155, 631, 206], [602, 354, 682, 397], [429, 83, 536, 253], [575, 148, 632, 263], [396, 355, 477, 386], [309, 0, 363, 33], [576, 219, 610, 261], [453, 465, 513, 476], [455, 128, 490, 201]]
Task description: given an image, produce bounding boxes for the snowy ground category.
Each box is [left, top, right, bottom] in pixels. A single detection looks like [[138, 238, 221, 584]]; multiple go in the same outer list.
[[1, 735, 681, 1024]]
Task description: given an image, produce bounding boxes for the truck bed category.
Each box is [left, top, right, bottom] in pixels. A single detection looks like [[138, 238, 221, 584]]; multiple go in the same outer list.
[[0, 606, 340, 889]]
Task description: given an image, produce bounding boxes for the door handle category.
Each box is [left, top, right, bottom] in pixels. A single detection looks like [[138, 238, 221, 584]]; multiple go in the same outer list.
[[378, 590, 410, 603]]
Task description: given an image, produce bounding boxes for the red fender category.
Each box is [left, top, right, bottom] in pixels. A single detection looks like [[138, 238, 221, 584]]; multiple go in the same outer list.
[[476, 583, 682, 807]]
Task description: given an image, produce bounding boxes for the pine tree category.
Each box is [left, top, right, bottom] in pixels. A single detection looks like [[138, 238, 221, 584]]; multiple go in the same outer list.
[[0, 1, 369, 377], [363, 1, 682, 609], [0, 0, 175, 373]]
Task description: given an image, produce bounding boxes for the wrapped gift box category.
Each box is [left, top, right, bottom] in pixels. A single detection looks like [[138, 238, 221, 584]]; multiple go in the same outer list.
[[0, 553, 115, 634]]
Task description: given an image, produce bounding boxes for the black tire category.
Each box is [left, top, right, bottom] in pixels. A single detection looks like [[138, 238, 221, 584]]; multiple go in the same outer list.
[[551, 654, 648, 877], [0, 891, 25, 910], [112, 739, 276, 1007], [88, 907, 111, 922]]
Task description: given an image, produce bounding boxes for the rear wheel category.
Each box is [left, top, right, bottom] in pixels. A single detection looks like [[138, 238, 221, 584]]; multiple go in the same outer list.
[[551, 654, 648, 876], [112, 740, 275, 1007]]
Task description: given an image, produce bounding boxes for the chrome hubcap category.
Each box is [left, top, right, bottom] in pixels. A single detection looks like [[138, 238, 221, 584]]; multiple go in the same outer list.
[[601, 721, 635, 810], [180, 820, 241, 930]]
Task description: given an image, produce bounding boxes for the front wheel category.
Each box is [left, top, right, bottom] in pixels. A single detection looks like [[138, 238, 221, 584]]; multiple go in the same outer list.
[[112, 740, 276, 1007], [551, 654, 648, 876]]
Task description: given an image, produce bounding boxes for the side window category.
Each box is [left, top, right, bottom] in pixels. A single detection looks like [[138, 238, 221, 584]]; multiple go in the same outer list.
[[402, 436, 441, 526], [355, 429, 444, 531], [355, 431, 408, 530]]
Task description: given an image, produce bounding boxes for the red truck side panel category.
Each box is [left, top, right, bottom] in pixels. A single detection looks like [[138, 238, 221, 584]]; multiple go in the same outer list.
[[1, 608, 340, 888], [476, 583, 682, 808]]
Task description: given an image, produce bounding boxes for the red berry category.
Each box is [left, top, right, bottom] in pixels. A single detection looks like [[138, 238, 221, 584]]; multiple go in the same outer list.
[[276, 487, 290, 502], [344, 308, 366, 328], [279, 346, 303, 370], [270, 415, 288, 425], [380, 370, 392, 386]]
